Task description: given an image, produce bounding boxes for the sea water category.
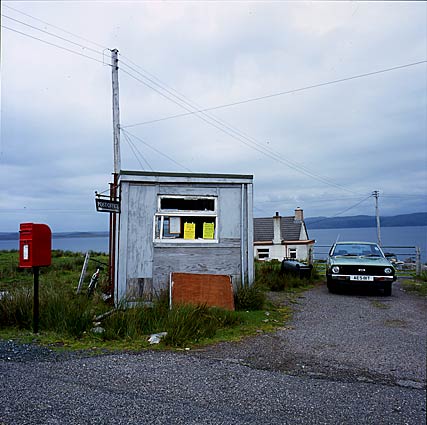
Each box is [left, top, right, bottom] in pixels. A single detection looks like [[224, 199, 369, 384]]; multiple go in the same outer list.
[[0, 226, 425, 262], [309, 226, 427, 262], [0, 235, 109, 254]]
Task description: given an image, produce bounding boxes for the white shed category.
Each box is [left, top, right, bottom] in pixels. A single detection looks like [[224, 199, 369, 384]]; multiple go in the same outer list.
[[115, 171, 254, 304]]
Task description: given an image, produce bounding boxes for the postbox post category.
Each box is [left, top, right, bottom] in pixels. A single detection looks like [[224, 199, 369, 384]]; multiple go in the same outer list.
[[33, 266, 40, 334]]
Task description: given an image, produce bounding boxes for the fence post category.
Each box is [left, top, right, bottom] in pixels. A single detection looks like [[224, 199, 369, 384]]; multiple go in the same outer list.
[[308, 245, 313, 265], [77, 252, 90, 294], [415, 246, 421, 276]]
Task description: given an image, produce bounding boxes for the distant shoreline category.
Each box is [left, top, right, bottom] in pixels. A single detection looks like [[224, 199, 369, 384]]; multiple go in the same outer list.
[[0, 232, 109, 241], [305, 212, 426, 230], [1, 214, 427, 239]]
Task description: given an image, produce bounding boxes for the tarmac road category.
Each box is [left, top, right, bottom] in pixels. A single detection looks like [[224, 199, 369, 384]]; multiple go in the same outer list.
[[0, 280, 426, 424]]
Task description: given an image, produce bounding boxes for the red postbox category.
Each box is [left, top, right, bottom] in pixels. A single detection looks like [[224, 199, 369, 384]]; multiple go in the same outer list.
[[19, 223, 52, 268]]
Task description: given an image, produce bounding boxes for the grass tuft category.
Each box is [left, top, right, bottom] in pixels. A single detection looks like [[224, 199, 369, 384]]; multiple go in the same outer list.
[[163, 304, 240, 347], [401, 273, 427, 296], [0, 287, 33, 329], [234, 283, 265, 311], [255, 260, 315, 291]]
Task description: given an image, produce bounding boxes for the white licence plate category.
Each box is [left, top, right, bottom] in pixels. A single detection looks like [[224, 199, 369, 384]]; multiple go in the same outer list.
[[350, 275, 374, 281]]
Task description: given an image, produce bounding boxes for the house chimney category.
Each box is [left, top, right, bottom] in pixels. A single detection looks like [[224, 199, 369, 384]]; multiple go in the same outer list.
[[295, 207, 303, 222], [273, 212, 281, 244]]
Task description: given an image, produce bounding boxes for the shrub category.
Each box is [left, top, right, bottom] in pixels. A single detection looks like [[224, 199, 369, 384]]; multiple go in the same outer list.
[[101, 300, 240, 347], [163, 304, 240, 347], [0, 279, 96, 337], [234, 284, 265, 310], [102, 303, 165, 340], [0, 288, 33, 329], [255, 260, 313, 291], [39, 287, 93, 338], [51, 250, 81, 258]]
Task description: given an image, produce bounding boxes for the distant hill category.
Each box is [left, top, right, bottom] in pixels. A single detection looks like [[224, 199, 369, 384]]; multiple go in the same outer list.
[[1, 213, 426, 238], [305, 212, 427, 229]]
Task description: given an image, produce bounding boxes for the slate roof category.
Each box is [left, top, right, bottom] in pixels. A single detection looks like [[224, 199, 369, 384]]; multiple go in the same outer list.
[[254, 216, 303, 242]]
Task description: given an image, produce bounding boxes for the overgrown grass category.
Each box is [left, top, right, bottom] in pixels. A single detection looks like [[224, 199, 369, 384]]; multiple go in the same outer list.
[[0, 251, 299, 350], [255, 259, 318, 291], [102, 294, 169, 341], [0, 250, 108, 292], [234, 283, 266, 310], [0, 280, 104, 337], [401, 272, 427, 296], [0, 250, 110, 338], [163, 305, 241, 347], [0, 288, 33, 329]]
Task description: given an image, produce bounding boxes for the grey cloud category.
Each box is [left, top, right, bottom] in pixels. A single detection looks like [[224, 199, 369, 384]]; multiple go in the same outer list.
[[1, 1, 426, 231]]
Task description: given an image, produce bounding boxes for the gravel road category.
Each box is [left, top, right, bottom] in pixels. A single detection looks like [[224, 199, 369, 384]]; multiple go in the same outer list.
[[0, 280, 426, 424]]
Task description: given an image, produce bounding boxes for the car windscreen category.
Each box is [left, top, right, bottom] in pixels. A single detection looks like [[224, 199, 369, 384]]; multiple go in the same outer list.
[[332, 243, 383, 257]]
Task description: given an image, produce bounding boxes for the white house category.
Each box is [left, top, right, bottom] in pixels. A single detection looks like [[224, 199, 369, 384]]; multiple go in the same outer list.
[[254, 208, 315, 262]]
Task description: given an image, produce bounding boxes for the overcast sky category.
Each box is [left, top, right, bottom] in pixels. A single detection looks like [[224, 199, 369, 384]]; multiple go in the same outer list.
[[1, 1, 426, 232]]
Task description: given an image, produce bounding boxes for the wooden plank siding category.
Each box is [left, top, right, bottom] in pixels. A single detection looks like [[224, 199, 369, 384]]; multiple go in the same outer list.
[[153, 245, 242, 292]]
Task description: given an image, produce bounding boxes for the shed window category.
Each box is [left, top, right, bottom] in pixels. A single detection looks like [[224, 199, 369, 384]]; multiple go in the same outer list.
[[154, 196, 218, 243], [160, 197, 215, 212]]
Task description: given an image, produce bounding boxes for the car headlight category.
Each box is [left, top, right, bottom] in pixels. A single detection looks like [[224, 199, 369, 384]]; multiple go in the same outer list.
[[332, 266, 340, 274], [384, 267, 393, 274]]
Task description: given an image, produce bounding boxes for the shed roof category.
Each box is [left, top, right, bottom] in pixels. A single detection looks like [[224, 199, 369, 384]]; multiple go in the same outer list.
[[120, 170, 253, 184], [254, 216, 303, 242]]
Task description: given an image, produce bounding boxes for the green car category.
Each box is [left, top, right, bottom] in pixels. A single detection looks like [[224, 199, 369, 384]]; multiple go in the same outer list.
[[326, 241, 396, 296]]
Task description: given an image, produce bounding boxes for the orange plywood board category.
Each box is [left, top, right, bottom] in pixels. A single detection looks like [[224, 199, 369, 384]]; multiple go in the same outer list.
[[171, 272, 235, 311]]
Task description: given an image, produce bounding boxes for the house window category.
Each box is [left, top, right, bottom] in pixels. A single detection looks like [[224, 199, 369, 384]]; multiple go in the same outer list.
[[288, 248, 297, 259], [154, 195, 218, 243], [257, 248, 270, 260]]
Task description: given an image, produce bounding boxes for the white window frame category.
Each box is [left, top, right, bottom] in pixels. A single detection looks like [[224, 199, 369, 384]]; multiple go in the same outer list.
[[153, 195, 218, 243], [257, 248, 270, 260], [288, 248, 297, 259]]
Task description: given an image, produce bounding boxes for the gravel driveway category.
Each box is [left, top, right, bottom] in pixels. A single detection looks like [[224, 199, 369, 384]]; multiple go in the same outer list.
[[197, 280, 427, 389], [0, 280, 426, 424]]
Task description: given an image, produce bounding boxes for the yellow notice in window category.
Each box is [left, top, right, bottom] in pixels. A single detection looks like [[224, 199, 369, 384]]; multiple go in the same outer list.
[[184, 222, 196, 239], [203, 222, 215, 239]]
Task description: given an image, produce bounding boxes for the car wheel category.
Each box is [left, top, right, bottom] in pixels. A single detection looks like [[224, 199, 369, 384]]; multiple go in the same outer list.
[[383, 282, 392, 296]]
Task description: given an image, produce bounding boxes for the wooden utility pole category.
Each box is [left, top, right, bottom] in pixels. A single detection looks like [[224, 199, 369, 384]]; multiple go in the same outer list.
[[373, 190, 382, 246], [112, 49, 121, 175], [110, 49, 121, 303]]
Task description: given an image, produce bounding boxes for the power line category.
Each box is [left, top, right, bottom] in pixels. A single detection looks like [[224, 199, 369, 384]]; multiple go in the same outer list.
[[305, 194, 373, 225], [120, 128, 192, 172], [5, 6, 422, 198], [256, 196, 367, 204], [118, 57, 426, 195], [3, 4, 109, 51], [381, 193, 426, 198], [123, 60, 427, 128], [2, 14, 106, 57], [122, 131, 154, 171], [119, 65, 359, 194], [2, 25, 110, 66], [122, 131, 146, 170]]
